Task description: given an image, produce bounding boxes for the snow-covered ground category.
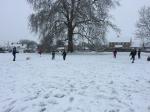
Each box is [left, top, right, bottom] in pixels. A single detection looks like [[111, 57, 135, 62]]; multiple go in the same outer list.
[[0, 52, 150, 112]]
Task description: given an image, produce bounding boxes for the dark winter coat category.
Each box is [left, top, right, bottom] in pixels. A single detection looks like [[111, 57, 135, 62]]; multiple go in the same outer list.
[[138, 50, 141, 55], [12, 47, 17, 55], [130, 50, 136, 57], [113, 50, 117, 55], [52, 51, 55, 55], [62, 51, 67, 56], [147, 56, 150, 61]]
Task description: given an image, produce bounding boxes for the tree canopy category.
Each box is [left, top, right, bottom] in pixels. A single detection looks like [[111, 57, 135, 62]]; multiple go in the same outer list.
[[136, 6, 150, 43]]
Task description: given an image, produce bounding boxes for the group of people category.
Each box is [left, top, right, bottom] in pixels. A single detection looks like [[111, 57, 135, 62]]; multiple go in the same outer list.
[[37, 49, 67, 61], [129, 49, 141, 63], [52, 50, 67, 61], [12, 46, 67, 61], [12, 46, 149, 63], [113, 48, 142, 63]]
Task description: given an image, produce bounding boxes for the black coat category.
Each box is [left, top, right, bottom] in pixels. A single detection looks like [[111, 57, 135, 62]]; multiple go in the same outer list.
[[130, 50, 136, 57], [12, 47, 17, 54]]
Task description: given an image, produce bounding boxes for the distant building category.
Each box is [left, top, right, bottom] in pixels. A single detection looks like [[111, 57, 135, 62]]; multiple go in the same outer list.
[[0, 41, 38, 53], [109, 38, 131, 49], [9, 42, 27, 53]]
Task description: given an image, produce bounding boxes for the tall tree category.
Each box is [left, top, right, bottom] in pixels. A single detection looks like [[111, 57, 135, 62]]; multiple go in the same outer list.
[[27, 0, 119, 52], [136, 6, 150, 45]]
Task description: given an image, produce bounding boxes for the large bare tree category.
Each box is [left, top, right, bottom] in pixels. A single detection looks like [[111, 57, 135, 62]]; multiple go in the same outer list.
[[27, 0, 119, 52], [136, 6, 150, 44]]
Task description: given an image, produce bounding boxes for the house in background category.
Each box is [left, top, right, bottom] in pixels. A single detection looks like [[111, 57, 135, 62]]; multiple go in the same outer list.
[[108, 38, 132, 51], [9, 42, 27, 53], [0, 41, 27, 53]]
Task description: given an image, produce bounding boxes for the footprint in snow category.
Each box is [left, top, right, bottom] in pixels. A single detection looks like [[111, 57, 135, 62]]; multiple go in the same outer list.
[[39, 107, 46, 112], [136, 80, 139, 82], [89, 81, 95, 84], [54, 94, 65, 98], [81, 86, 88, 90], [39, 102, 46, 107], [111, 89, 118, 95], [109, 81, 114, 84], [105, 109, 120, 112], [64, 107, 72, 112], [44, 94, 50, 99], [148, 106, 150, 111], [48, 100, 59, 105], [24, 96, 38, 102], [3, 106, 14, 112], [69, 97, 74, 103], [9, 100, 17, 106], [2, 98, 12, 102], [20, 106, 28, 112]]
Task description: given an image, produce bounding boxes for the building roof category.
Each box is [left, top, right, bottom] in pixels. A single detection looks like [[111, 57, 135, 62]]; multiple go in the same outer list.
[[109, 37, 131, 43]]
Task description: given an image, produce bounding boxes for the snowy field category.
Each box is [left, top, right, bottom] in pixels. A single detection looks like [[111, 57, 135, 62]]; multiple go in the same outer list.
[[0, 52, 150, 112]]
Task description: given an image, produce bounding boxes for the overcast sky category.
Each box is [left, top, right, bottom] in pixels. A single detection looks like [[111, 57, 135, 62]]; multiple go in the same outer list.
[[0, 0, 150, 43]]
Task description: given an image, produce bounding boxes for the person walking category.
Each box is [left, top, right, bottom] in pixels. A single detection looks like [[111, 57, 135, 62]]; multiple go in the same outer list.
[[138, 49, 141, 59], [62, 50, 67, 61], [130, 49, 137, 63], [38, 48, 42, 56], [113, 49, 117, 58], [52, 50, 55, 60], [12, 46, 17, 61]]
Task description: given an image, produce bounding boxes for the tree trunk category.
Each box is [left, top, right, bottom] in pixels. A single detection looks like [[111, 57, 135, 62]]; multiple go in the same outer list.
[[67, 28, 74, 52]]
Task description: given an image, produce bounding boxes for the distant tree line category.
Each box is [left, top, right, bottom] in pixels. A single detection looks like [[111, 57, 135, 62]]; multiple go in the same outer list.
[[19, 39, 38, 50]]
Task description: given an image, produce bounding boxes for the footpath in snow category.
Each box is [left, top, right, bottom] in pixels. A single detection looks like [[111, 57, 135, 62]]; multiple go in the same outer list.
[[0, 52, 150, 112]]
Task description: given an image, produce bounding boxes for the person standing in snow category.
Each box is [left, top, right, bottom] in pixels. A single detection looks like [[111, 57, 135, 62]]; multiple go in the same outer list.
[[113, 49, 117, 58], [12, 46, 17, 61], [62, 50, 67, 60], [130, 49, 137, 63], [52, 50, 55, 60], [38, 48, 42, 56], [138, 49, 141, 59]]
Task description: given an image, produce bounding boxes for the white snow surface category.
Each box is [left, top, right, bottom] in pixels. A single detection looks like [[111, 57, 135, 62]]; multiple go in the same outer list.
[[0, 52, 150, 112]]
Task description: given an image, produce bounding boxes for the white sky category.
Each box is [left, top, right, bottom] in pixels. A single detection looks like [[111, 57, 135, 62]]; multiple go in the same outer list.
[[0, 0, 150, 43], [0, 0, 37, 43], [108, 0, 150, 41]]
